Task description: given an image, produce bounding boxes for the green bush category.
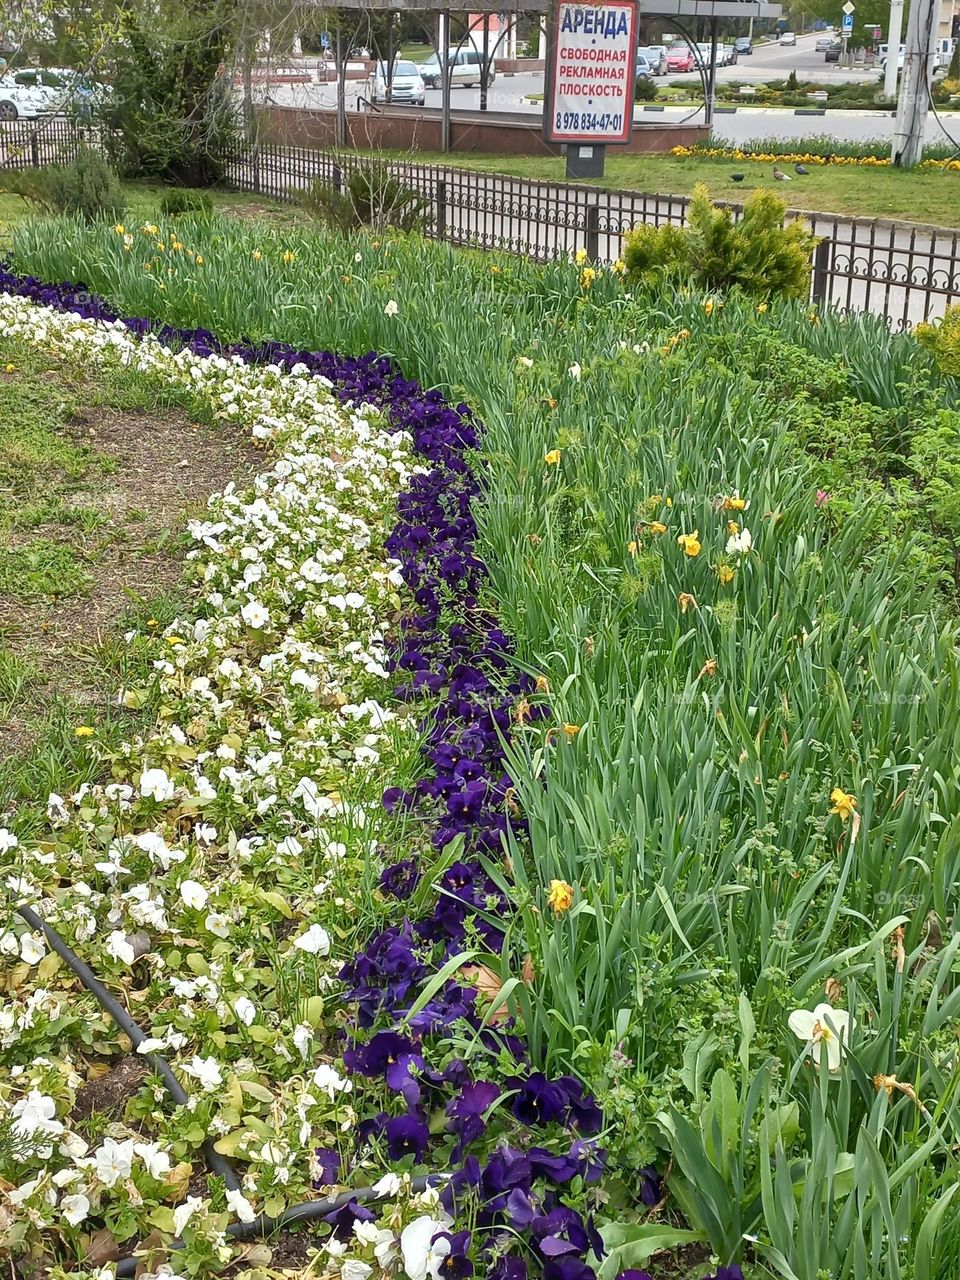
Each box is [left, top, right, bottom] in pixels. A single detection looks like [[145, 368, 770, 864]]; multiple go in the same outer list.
[[634, 75, 658, 101], [623, 183, 815, 300], [158, 188, 215, 219], [0, 148, 125, 223], [298, 163, 432, 234], [916, 306, 960, 378]]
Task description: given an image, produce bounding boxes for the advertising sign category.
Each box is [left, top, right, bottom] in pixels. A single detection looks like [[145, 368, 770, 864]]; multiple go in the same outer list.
[[544, 1, 638, 145]]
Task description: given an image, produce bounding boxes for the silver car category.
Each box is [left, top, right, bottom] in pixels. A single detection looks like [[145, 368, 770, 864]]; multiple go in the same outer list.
[[370, 60, 425, 106], [637, 45, 667, 75]]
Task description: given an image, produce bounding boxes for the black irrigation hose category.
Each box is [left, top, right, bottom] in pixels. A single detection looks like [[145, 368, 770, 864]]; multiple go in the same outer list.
[[114, 1174, 442, 1277], [14, 903, 448, 1275], [14, 903, 241, 1192]]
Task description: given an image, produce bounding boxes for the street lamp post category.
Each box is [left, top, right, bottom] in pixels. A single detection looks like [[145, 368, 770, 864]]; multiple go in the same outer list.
[[883, 0, 905, 98]]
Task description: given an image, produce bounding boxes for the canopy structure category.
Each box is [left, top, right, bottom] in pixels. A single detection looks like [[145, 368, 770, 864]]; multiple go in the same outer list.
[[319, 0, 782, 146]]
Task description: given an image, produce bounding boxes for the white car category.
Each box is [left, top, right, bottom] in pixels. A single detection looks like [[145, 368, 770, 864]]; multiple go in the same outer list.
[[0, 74, 54, 120], [879, 44, 942, 71], [369, 60, 425, 106], [418, 45, 495, 90], [780, 31, 797, 45]]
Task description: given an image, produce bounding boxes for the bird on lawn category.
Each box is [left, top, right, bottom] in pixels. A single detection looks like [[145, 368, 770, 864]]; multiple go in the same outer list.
[[795, 163, 809, 175], [773, 167, 791, 181], [731, 172, 745, 182]]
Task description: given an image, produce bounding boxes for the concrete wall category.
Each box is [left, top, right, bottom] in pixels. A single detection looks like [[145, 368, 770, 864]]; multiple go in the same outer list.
[[256, 104, 708, 157]]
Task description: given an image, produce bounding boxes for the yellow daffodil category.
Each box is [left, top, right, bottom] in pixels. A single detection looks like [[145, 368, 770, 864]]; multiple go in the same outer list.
[[546, 879, 575, 915], [146, 618, 158, 627], [74, 725, 95, 737], [727, 520, 740, 534], [561, 722, 580, 738], [715, 563, 735, 585], [703, 299, 715, 316], [155, 241, 165, 252], [282, 250, 296, 264], [252, 249, 263, 261], [514, 699, 531, 725], [196, 255, 204, 266], [113, 223, 126, 235], [166, 635, 185, 647], [677, 328, 691, 341], [574, 247, 588, 265], [677, 530, 701, 557], [627, 540, 638, 556], [490, 264, 501, 275], [535, 675, 550, 694], [612, 258, 626, 275], [757, 302, 768, 314], [544, 449, 561, 466], [829, 788, 857, 822], [699, 658, 718, 678], [3, 363, 15, 374], [678, 592, 698, 612], [648, 521, 667, 535], [580, 267, 597, 289]]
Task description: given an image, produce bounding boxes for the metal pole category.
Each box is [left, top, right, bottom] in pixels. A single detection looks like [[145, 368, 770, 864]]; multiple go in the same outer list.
[[706, 18, 718, 128], [335, 28, 347, 148], [440, 9, 452, 152], [387, 14, 394, 103], [883, 0, 905, 99], [481, 14, 490, 110], [892, 0, 937, 165]]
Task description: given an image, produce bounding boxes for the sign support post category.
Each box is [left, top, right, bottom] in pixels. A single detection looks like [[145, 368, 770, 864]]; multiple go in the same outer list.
[[543, 0, 639, 180]]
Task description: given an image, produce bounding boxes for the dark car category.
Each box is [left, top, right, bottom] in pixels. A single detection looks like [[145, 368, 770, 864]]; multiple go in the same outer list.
[[733, 36, 753, 55], [824, 41, 842, 62]]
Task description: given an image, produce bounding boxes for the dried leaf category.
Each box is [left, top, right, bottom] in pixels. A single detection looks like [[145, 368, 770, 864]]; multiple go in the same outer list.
[[521, 954, 536, 985], [83, 1227, 120, 1265], [461, 964, 508, 1024]]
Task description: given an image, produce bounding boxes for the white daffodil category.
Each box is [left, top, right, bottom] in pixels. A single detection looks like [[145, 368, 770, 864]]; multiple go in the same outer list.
[[226, 1187, 257, 1223], [568, 362, 582, 381], [384, 299, 399, 316], [292, 923, 331, 955], [179, 879, 209, 910], [94, 1137, 135, 1187], [139, 767, 174, 803], [11, 1090, 63, 1138], [788, 1003, 855, 1073], [61, 1193, 91, 1226], [400, 1213, 454, 1280], [726, 527, 754, 556]]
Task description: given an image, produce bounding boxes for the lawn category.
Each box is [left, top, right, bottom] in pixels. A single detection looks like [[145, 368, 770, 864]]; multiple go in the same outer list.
[[394, 148, 960, 227], [2, 209, 960, 1280]]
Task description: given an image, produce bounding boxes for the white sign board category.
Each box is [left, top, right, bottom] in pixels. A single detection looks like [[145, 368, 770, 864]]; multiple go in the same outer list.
[[545, 1, 638, 145]]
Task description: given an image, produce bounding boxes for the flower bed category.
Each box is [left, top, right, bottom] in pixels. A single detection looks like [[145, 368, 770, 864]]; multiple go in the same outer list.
[[0, 279, 641, 1280]]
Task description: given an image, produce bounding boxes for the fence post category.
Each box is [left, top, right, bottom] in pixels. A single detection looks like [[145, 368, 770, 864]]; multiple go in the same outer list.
[[811, 238, 832, 306], [436, 179, 447, 243], [333, 163, 343, 193], [585, 202, 600, 263], [30, 130, 40, 167], [251, 144, 261, 195]]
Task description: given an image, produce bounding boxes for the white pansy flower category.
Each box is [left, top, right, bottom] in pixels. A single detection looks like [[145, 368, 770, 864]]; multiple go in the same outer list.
[[106, 931, 136, 964], [226, 1187, 257, 1223], [241, 600, 269, 629], [173, 1195, 204, 1235], [342, 1263, 374, 1280], [94, 1137, 135, 1187], [180, 1055, 223, 1091], [12, 1091, 63, 1138], [20, 934, 45, 966], [139, 767, 174, 802], [233, 996, 256, 1026], [61, 1193, 91, 1226], [312, 1063, 352, 1099], [400, 1213, 454, 1280], [0, 827, 18, 853], [179, 879, 209, 910], [134, 1141, 172, 1179], [293, 923, 330, 955], [373, 1171, 402, 1198]]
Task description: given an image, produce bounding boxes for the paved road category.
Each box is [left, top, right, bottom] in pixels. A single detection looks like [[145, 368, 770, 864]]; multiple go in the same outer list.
[[257, 30, 959, 146]]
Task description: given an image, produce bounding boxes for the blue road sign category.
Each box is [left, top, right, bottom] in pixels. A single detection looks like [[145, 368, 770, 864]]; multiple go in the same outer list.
[[841, 13, 854, 33]]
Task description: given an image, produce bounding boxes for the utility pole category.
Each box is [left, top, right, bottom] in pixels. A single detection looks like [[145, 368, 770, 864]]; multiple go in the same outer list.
[[891, 0, 938, 166], [883, 0, 904, 99]]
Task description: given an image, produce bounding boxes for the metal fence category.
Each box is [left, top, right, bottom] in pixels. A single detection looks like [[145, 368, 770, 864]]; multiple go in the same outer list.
[[0, 118, 97, 170], [223, 142, 960, 330], [2, 121, 958, 330]]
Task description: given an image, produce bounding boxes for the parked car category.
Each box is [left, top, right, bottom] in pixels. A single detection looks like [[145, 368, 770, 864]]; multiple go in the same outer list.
[[417, 45, 494, 90], [880, 45, 942, 71], [733, 36, 753, 55], [370, 60, 425, 105], [0, 74, 53, 120], [7, 67, 102, 117], [665, 42, 695, 72], [634, 53, 652, 80], [637, 45, 666, 75], [824, 40, 842, 62], [779, 30, 797, 45], [815, 35, 834, 51]]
